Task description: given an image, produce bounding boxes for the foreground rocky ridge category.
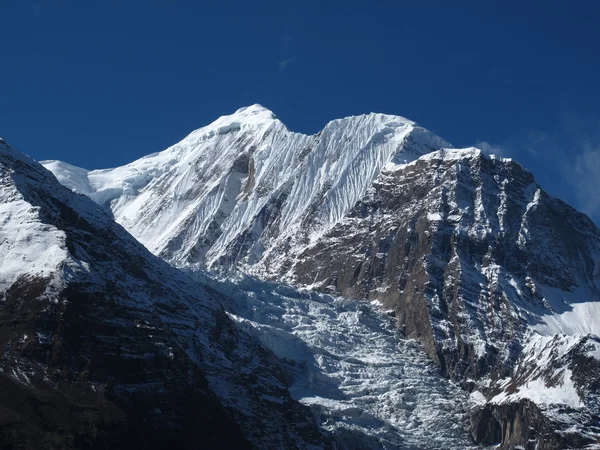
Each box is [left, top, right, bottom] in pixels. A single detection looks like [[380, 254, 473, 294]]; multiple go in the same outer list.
[[40, 106, 600, 449], [0, 139, 330, 449]]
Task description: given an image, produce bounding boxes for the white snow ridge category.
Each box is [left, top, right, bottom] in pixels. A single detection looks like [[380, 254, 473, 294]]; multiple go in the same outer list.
[[41, 104, 450, 272]]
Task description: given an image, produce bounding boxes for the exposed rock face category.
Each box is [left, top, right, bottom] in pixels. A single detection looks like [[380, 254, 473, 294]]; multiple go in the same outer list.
[[471, 397, 599, 450], [289, 149, 600, 447], [0, 140, 330, 449], [291, 149, 600, 378], [472, 334, 600, 449], [470, 400, 567, 449]]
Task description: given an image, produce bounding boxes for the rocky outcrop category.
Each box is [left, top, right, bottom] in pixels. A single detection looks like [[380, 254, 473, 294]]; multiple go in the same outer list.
[[288, 149, 600, 447], [0, 275, 251, 450], [471, 398, 600, 450], [468, 333, 600, 448], [291, 150, 600, 380], [471, 400, 568, 450]]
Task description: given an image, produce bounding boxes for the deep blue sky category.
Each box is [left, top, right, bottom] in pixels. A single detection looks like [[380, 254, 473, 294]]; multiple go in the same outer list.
[[1, 0, 599, 222]]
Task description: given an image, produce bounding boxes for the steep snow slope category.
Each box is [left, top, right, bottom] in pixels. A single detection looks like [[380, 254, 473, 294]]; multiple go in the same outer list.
[[42, 104, 450, 271], [0, 138, 330, 449], [195, 272, 479, 450]]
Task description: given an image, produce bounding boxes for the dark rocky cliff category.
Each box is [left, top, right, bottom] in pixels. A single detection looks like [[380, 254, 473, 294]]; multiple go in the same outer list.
[[288, 149, 600, 448]]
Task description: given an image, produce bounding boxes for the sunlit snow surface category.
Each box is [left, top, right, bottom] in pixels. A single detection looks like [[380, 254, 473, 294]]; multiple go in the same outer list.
[[41, 104, 450, 272], [196, 272, 480, 449]]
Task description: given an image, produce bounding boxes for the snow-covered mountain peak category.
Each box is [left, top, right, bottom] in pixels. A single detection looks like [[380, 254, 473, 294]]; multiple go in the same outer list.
[[187, 103, 280, 140], [221, 104, 418, 135], [420, 146, 483, 161], [233, 103, 277, 117], [42, 107, 451, 268], [324, 110, 415, 129], [384, 147, 515, 176], [421, 146, 509, 161]]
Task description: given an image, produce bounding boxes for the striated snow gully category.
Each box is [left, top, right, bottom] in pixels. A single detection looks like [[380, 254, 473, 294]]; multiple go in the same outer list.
[[41, 104, 600, 449]]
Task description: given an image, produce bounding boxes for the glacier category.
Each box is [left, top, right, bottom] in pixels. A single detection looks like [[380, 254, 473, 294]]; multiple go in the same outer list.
[[195, 271, 479, 450]]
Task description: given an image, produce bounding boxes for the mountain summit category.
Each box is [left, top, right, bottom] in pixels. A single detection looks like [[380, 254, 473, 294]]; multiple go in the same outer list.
[[42, 107, 449, 272]]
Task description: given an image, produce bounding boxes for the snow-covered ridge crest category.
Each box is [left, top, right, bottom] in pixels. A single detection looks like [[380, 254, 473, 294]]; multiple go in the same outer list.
[[0, 141, 68, 292], [187, 103, 280, 139], [383, 146, 512, 172], [0, 138, 113, 293], [41, 105, 451, 270]]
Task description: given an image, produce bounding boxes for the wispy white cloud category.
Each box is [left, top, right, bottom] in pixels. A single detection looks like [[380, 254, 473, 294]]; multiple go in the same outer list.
[[278, 33, 297, 70], [572, 147, 600, 220], [518, 111, 600, 223], [473, 111, 600, 224], [278, 56, 297, 70], [558, 114, 600, 221], [521, 130, 555, 157], [281, 33, 293, 54], [32, 3, 42, 19], [475, 140, 509, 157]]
